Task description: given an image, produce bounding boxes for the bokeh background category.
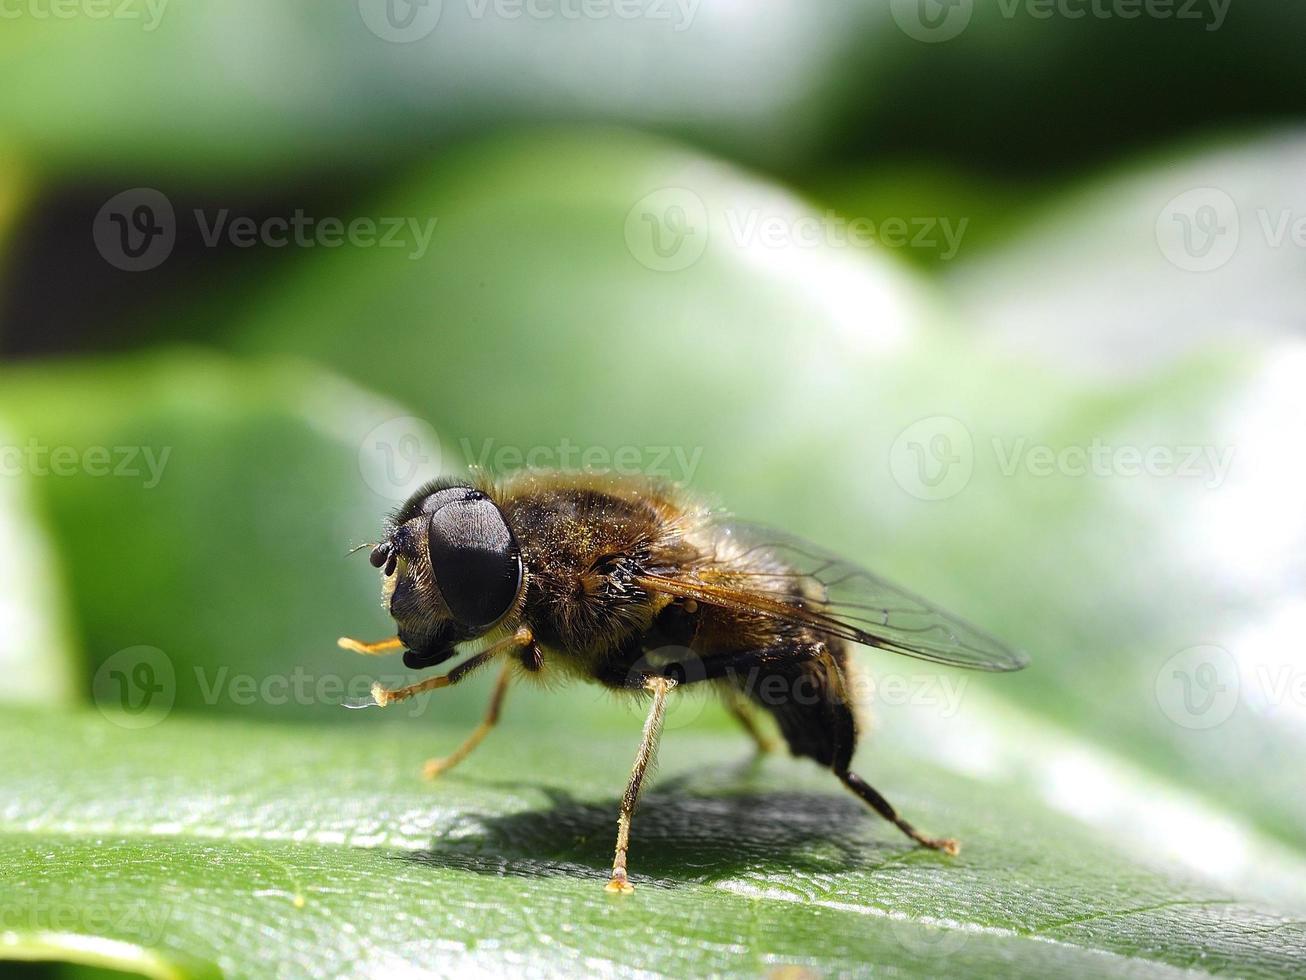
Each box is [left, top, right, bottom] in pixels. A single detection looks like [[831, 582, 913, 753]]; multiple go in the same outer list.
[[2, 2, 1305, 977]]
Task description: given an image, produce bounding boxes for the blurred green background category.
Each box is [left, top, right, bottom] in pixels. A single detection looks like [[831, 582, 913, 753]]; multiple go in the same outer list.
[[2, 2, 1305, 978]]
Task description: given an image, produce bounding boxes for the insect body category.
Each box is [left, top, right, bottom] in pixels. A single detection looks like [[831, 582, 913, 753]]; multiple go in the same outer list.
[[340, 471, 1027, 893]]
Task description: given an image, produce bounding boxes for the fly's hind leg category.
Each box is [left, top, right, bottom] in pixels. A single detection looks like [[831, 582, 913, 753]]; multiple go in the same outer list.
[[742, 640, 959, 856], [723, 686, 778, 755], [423, 660, 513, 780], [606, 676, 675, 894], [837, 769, 959, 856]]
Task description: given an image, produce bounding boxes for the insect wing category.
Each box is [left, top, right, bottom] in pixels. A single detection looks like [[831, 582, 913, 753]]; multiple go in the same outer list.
[[640, 519, 1028, 672]]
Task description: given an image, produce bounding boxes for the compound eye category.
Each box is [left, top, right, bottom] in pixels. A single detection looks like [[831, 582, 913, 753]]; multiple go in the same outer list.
[[420, 486, 479, 515], [426, 497, 522, 630]]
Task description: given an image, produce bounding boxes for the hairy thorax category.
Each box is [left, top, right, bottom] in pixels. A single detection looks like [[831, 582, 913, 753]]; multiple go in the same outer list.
[[497, 476, 691, 670]]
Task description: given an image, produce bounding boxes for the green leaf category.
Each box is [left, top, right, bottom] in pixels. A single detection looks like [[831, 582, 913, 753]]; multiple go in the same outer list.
[[3, 708, 1304, 979], [946, 130, 1306, 372], [0, 420, 80, 708], [0, 2, 870, 176], [0, 152, 75, 700], [9, 131, 1305, 976], [0, 350, 449, 723], [4, 1, 1305, 179], [806, 163, 1047, 269], [231, 126, 941, 495]]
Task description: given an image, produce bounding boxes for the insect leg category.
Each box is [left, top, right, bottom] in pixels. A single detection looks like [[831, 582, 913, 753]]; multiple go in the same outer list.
[[723, 686, 777, 754], [606, 675, 676, 894], [337, 636, 403, 656], [365, 627, 532, 708], [724, 640, 956, 855], [837, 769, 959, 856], [422, 660, 513, 780]]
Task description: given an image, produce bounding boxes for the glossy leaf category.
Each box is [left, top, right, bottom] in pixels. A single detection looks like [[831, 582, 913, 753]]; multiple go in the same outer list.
[[3, 708, 1305, 978]]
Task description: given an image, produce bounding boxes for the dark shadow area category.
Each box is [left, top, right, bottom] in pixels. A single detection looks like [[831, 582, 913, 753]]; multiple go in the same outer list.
[[0, 177, 371, 361], [0, 964, 151, 980], [394, 765, 949, 888]]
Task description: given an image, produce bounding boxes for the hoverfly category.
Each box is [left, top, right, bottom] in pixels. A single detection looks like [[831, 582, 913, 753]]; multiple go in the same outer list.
[[340, 471, 1027, 892]]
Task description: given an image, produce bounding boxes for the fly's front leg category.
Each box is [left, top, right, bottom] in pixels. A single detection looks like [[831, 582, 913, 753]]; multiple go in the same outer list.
[[362, 649, 488, 707], [606, 676, 675, 894], [338, 636, 404, 656], [356, 626, 533, 709]]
